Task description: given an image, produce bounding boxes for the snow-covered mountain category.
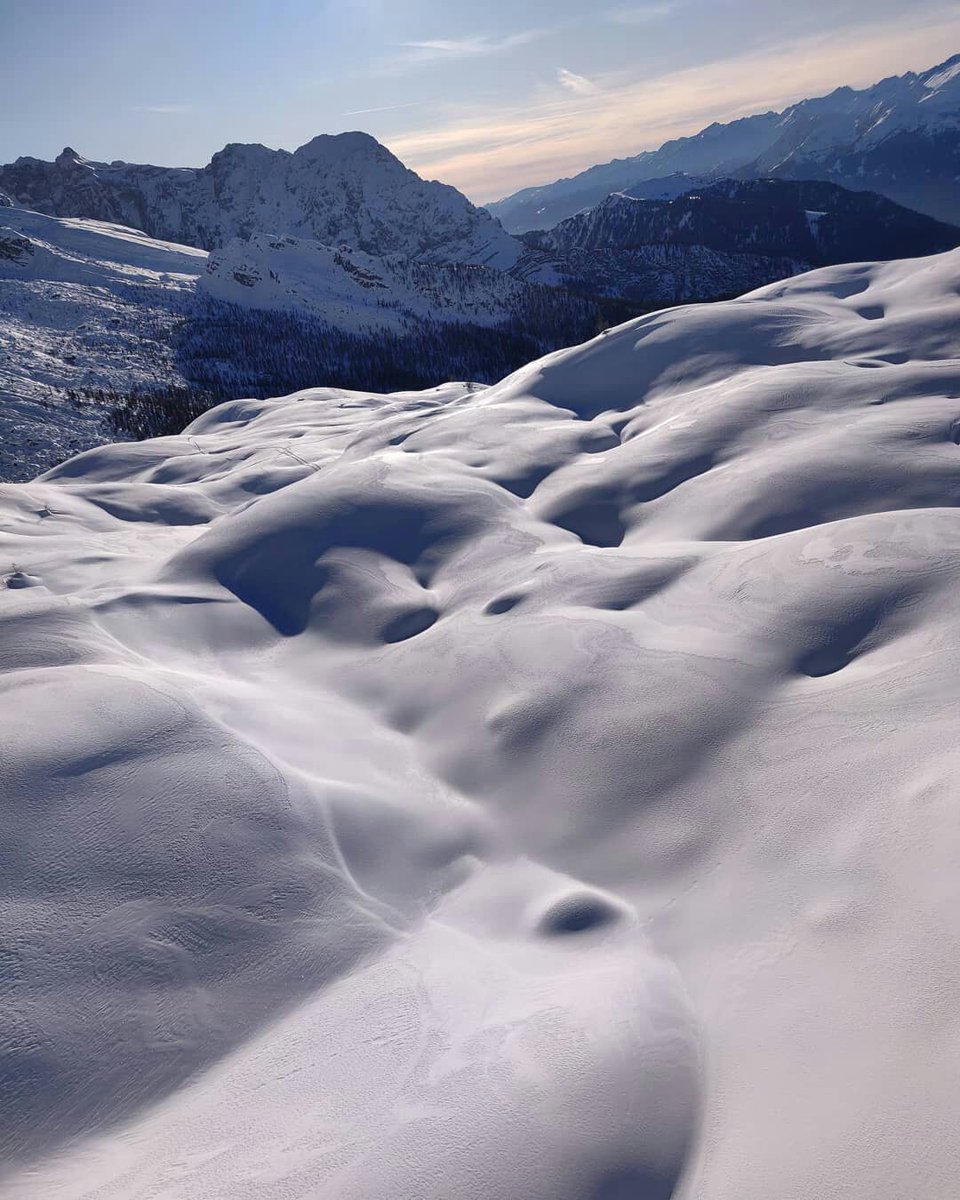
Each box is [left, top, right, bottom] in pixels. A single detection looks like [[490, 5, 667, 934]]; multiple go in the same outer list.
[[520, 178, 960, 302], [490, 53, 960, 231], [0, 206, 204, 479], [0, 134, 522, 268], [4, 246, 960, 1198]]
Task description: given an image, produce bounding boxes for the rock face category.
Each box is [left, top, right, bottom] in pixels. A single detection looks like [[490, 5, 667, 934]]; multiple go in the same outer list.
[[0, 134, 522, 268], [490, 53, 960, 231]]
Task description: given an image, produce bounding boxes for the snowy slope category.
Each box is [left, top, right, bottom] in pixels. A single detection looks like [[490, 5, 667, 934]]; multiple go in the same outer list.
[[490, 52, 960, 230], [202, 231, 545, 330], [0, 134, 522, 268], [0, 207, 205, 479], [4, 248, 960, 1197]]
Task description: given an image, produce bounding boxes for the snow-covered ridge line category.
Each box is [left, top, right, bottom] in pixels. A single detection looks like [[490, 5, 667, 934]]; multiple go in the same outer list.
[[4, 247, 960, 1197]]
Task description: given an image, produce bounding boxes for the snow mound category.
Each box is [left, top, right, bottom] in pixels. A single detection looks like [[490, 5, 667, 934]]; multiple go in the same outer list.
[[5, 249, 960, 1197]]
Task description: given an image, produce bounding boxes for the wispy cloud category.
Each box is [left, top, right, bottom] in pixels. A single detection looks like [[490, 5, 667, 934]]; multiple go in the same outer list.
[[130, 104, 193, 115], [342, 101, 419, 116], [398, 30, 545, 64], [557, 68, 599, 96], [385, 5, 960, 203], [607, 3, 677, 24]]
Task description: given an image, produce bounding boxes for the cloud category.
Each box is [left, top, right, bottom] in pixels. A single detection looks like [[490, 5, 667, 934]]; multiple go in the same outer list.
[[557, 68, 599, 96], [398, 30, 545, 63], [607, 3, 677, 24], [130, 104, 192, 115], [342, 102, 419, 116], [385, 5, 960, 202]]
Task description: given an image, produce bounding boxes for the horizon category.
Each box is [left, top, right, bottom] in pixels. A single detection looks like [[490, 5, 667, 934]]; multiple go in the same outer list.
[[2, 1, 960, 204]]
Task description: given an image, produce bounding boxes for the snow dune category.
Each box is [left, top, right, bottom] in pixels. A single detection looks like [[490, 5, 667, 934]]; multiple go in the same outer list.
[[4, 249, 960, 1197]]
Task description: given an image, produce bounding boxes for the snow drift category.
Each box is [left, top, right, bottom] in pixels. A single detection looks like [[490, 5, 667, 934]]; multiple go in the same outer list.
[[4, 248, 960, 1198]]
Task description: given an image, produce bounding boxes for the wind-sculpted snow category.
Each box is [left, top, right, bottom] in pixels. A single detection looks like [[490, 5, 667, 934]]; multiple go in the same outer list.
[[4, 250, 960, 1197]]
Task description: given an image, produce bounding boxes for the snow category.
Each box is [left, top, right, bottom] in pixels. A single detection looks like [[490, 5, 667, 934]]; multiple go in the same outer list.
[[924, 59, 960, 91], [203, 231, 536, 331], [0, 207, 204, 478], [805, 208, 827, 235], [4, 248, 960, 1197]]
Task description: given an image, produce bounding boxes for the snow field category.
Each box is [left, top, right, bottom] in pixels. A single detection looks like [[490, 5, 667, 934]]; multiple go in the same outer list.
[[3, 249, 960, 1196]]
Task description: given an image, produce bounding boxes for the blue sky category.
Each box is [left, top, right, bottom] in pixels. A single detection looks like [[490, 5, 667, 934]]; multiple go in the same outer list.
[[3, 0, 959, 201]]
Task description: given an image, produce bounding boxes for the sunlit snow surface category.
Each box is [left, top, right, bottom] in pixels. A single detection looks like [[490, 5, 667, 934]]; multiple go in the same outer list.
[[4, 251, 960, 1198]]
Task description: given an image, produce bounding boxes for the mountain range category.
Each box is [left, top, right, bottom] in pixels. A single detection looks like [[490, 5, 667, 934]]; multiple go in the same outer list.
[[3, 132, 956, 317], [490, 53, 960, 232]]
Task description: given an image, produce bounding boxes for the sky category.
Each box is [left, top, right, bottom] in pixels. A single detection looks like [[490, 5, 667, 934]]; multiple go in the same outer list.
[[2, 0, 960, 203]]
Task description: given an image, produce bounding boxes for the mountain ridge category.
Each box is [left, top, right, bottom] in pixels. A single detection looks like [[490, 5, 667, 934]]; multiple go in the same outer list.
[[489, 53, 960, 231]]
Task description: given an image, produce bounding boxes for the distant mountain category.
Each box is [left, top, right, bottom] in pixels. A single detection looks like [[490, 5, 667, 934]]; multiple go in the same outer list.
[[520, 179, 960, 304], [490, 53, 960, 232], [529, 179, 960, 263], [0, 134, 522, 268]]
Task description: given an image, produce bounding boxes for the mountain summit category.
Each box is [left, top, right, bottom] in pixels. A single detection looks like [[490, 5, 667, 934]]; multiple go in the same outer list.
[[0, 134, 522, 269]]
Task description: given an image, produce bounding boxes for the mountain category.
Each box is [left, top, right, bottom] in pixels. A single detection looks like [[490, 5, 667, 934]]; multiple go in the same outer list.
[[0, 133, 522, 268], [490, 53, 960, 231], [481, 171, 958, 310], [4, 245, 960, 1199], [519, 178, 960, 301]]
